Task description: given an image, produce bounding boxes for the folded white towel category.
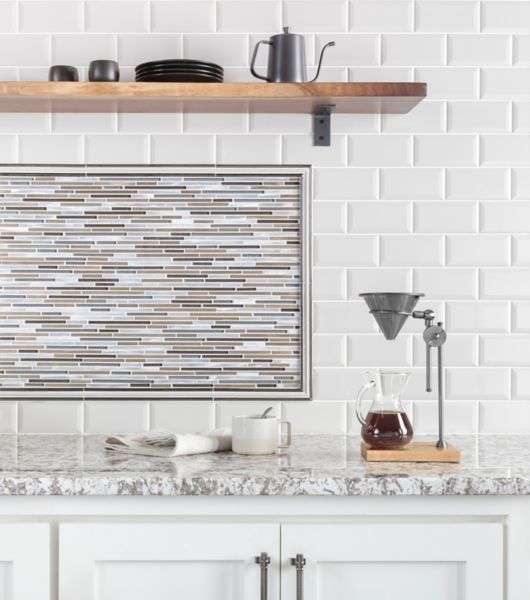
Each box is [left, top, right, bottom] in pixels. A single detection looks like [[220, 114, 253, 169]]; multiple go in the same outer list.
[[105, 428, 232, 458]]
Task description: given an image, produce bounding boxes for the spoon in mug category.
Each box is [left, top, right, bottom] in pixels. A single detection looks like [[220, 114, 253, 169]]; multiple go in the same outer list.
[[260, 406, 274, 419]]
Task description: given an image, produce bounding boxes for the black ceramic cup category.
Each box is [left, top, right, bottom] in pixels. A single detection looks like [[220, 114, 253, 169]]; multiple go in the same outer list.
[[48, 65, 79, 81], [89, 60, 120, 82]]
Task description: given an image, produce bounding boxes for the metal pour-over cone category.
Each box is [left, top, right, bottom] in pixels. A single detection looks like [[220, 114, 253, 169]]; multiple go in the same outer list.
[[359, 292, 424, 340]]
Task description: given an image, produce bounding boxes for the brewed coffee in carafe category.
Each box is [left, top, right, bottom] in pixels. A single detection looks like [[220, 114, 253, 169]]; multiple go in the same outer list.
[[356, 370, 413, 449]]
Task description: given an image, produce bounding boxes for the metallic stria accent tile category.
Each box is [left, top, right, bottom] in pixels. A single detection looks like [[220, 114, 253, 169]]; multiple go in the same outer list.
[[0, 166, 310, 399]]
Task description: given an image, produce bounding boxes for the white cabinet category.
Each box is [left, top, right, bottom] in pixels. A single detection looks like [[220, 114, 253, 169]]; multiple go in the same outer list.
[[282, 523, 503, 600], [0, 523, 50, 600], [59, 522, 279, 600]]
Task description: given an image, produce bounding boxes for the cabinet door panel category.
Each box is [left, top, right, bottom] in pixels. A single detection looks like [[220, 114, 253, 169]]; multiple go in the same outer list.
[[282, 523, 502, 600], [0, 524, 50, 600], [60, 522, 279, 600]]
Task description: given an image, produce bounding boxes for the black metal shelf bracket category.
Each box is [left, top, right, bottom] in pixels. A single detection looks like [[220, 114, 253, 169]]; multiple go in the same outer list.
[[313, 104, 335, 146]]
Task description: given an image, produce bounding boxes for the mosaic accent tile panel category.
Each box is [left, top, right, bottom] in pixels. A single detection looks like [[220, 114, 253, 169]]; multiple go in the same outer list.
[[0, 168, 307, 398]]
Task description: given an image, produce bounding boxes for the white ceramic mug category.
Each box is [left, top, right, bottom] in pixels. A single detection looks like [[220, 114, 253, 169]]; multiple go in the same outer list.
[[232, 414, 292, 455]]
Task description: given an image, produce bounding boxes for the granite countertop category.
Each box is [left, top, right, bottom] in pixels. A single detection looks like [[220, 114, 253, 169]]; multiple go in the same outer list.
[[0, 434, 529, 496]]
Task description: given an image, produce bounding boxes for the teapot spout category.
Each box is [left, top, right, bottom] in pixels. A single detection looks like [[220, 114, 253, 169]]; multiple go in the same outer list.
[[308, 41, 335, 82]]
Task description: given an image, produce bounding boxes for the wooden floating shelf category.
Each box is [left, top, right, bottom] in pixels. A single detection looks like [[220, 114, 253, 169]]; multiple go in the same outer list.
[[0, 81, 426, 114]]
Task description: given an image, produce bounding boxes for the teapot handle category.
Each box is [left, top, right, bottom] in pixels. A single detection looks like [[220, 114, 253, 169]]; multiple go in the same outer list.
[[250, 40, 271, 81], [355, 380, 375, 426]]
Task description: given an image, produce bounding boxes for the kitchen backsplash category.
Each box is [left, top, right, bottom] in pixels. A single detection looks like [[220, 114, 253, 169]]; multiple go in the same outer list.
[[0, 0, 529, 435]]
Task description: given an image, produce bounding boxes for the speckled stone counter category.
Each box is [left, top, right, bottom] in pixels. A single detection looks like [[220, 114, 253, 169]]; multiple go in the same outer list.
[[0, 434, 529, 496]]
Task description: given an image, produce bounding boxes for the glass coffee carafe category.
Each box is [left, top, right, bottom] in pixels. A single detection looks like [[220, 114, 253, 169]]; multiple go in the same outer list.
[[356, 370, 413, 449]]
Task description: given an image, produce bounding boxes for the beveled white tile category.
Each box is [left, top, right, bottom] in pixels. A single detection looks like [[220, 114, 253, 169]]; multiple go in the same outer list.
[[84, 401, 149, 434], [215, 401, 281, 428], [151, 401, 214, 433], [0, 402, 17, 434], [19, 401, 82, 434], [282, 401, 346, 434]]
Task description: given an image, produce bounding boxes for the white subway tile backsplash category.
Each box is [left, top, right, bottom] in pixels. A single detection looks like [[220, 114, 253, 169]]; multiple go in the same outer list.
[[349, 201, 412, 233], [447, 301, 510, 332], [84, 401, 149, 434], [480, 135, 530, 166], [249, 113, 309, 134], [382, 101, 446, 133], [347, 267, 413, 297], [413, 401, 478, 434], [314, 167, 377, 200], [313, 335, 347, 366], [448, 34, 511, 66], [0, 402, 17, 434], [19, 401, 83, 434], [350, 1, 413, 32], [448, 101, 510, 132], [313, 268, 347, 300], [217, 134, 281, 164], [481, 268, 530, 298], [0, 34, 50, 66], [415, 67, 479, 99], [414, 333, 478, 366], [349, 334, 412, 366], [447, 234, 510, 266], [481, 335, 530, 365], [414, 201, 478, 233], [481, 202, 530, 232], [86, 1, 148, 33], [283, 134, 347, 166], [414, 135, 478, 166], [315, 33, 379, 66], [0, 3, 16, 33], [513, 235, 530, 266], [380, 168, 444, 199], [414, 268, 478, 299], [415, 1, 479, 33], [85, 134, 148, 163], [446, 167, 509, 199], [349, 134, 412, 166], [380, 235, 444, 266], [18, 134, 83, 163], [218, 1, 281, 33], [514, 35, 530, 66], [514, 368, 530, 400], [183, 33, 247, 66], [315, 301, 375, 333], [151, 401, 214, 432], [150, 1, 215, 33], [0, 0, 528, 434], [513, 302, 530, 332], [118, 33, 180, 65], [119, 113, 181, 133], [382, 34, 445, 66], [513, 169, 530, 200], [446, 367, 510, 400], [215, 401, 281, 428], [285, 0, 347, 33], [480, 401, 530, 433], [482, 1, 530, 33], [314, 368, 361, 400], [314, 201, 347, 233], [151, 134, 215, 163], [20, 1, 83, 33], [282, 401, 346, 433], [481, 68, 530, 99], [53, 34, 116, 65], [513, 103, 530, 132], [314, 235, 377, 267]]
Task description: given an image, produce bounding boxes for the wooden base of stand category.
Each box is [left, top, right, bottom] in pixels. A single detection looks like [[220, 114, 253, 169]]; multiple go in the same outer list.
[[361, 441, 461, 463]]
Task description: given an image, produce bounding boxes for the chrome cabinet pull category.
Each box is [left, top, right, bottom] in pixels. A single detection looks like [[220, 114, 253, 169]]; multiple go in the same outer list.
[[255, 552, 271, 600], [291, 554, 306, 600]]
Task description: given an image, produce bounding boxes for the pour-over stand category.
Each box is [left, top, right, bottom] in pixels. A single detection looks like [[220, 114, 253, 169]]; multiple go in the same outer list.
[[359, 293, 461, 463]]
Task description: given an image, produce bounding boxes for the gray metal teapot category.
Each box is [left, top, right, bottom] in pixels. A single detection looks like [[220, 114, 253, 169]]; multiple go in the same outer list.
[[250, 27, 335, 83]]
